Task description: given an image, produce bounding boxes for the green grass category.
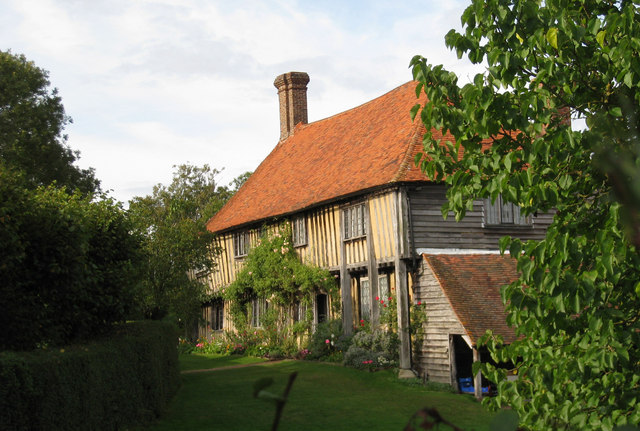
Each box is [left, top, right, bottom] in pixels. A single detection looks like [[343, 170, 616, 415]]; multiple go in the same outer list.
[[142, 356, 493, 431], [179, 353, 268, 371]]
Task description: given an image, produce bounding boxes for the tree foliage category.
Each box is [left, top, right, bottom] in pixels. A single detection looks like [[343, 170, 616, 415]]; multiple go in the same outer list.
[[129, 164, 247, 329], [0, 50, 99, 194], [410, 0, 640, 429], [0, 170, 141, 350]]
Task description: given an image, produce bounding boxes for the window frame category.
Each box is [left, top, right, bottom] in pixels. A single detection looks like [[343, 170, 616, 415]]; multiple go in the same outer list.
[[292, 215, 307, 247], [378, 273, 390, 300], [343, 203, 367, 240], [484, 195, 531, 226], [233, 231, 250, 258], [211, 300, 224, 331], [359, 277, 371, 321], [251, 297, 268, 328]]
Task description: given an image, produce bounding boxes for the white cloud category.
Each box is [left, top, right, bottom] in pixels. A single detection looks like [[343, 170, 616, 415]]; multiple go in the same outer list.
[[1, 0, 482, 203]]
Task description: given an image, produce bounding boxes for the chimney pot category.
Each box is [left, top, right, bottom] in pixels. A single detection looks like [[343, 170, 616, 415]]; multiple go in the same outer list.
[[274, 72, 309, 141]]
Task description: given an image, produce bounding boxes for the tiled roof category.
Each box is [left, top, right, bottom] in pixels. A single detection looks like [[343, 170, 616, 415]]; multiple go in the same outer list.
[[207, 81, 436, 233], [423, 254, 518, 345]]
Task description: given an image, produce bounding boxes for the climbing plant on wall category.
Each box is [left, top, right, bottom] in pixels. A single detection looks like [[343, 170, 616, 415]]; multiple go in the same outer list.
[[223, 225, 339, 329]]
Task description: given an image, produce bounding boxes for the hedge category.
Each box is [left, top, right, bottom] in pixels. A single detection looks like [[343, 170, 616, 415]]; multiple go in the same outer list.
[[0, 320, 180, 430]]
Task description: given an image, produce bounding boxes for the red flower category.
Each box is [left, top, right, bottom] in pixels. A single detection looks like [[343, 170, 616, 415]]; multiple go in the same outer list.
[[380, 300, 384, 304], [388, 297, 393, 301], [417, 301, 422, 305], [375, 296, 379, 301], [384, 304, 388, 308]]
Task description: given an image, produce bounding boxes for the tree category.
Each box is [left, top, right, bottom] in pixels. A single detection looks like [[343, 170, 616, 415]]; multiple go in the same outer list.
[[129, 164, 248, 332], [410, 1, 640, 429], [0, 50, 99, 194]]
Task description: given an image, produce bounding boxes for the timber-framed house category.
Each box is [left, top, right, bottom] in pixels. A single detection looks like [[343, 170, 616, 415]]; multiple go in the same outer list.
[[203, 71, 552, 388]]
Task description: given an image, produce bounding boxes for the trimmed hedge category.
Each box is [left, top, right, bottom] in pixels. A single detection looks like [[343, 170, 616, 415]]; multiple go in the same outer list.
[[0, 320, 180, 430]]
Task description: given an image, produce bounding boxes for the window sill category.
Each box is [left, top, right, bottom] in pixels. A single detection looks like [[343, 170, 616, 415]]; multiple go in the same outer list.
[[343, 235, 367, 242], [483, 224, 533, 230]]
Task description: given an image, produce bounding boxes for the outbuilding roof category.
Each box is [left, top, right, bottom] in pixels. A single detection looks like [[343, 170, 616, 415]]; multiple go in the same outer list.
[[423, 253, 518, 345], [206, 81, 437, 233]]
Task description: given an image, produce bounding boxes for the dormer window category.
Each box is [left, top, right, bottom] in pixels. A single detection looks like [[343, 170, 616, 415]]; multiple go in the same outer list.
[[233, 231, 250, 258], [292, 216, 307, 247], [343, 203, 367, 240], [484, 195, 531, 226]]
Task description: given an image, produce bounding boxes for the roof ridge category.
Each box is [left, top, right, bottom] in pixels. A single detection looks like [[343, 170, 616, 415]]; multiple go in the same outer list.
[[302, 81, 417, 127]]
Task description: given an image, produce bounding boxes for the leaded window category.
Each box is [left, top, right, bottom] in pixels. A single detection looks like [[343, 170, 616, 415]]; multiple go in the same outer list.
[[233, 231, 250, 258], [292, 216, 307, 247], [343, 203, 366, 240], [484, 195, 531, 226], [360, 278, 371, 321]]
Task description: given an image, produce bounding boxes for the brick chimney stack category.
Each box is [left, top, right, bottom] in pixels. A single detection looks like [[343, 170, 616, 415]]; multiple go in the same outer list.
[[274, 72, 309, 141]]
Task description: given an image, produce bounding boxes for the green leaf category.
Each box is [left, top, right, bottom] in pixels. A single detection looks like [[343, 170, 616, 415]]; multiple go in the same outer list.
[[596, 30, 606, 48], [509, 240, 522, 258], [489, 410, 520, 431], [609, 107, 623, 117], [546, 28, 558, 49]]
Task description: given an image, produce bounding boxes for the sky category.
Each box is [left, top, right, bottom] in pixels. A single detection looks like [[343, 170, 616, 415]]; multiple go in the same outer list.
[[0, 0, 485, 204]]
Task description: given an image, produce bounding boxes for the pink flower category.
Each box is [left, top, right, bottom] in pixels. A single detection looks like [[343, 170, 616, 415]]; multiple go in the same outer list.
[[196, 343, 204, 348], [325, 339, 330, 344]]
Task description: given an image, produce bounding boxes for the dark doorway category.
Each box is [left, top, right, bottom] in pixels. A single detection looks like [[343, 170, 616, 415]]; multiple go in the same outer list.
[[450, 334, 473, 391], [316, 293, 328, 323], [452, 334, 474, 378]]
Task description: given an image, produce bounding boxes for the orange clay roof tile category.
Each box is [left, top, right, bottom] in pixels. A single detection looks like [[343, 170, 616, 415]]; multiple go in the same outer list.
[[423, 253, 518, 345], [207, 81, 433, 233]]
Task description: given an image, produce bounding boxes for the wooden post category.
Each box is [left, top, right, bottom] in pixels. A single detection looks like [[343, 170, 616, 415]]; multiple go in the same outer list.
[[366, 199, 379, 326], [450, 335, 459, 392], [393, 189, 413, 378], [396, 258, 412, 377], [473, 347, 482, 400], [340, 207, 353, 335]]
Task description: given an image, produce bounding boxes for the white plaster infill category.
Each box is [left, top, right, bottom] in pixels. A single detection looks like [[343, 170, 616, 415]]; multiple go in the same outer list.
[[416, 248, 502, 255]]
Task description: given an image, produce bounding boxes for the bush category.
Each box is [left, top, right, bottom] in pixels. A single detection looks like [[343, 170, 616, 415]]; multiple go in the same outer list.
[[306, 319, 352, 361], [0, 173, 142, 350], [0, 320, 179, 431], [343, 329, 399, 370]]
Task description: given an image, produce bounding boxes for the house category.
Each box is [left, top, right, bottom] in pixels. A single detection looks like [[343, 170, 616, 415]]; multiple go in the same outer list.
[[203, 71, 552, 387]]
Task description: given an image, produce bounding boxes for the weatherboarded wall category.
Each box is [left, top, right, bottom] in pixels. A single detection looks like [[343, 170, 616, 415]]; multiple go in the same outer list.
[[412, 258, 465, 384], [408, 184, 553, 250]]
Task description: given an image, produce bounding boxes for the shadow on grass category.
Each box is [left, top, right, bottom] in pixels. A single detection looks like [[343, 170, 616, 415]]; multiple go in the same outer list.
[[144, 358, 493, 431], [179, 353, 268, 372]]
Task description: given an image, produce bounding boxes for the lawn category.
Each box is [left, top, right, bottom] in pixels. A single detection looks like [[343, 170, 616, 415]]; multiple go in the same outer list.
[[179, 353, 268, 372], [143, 355, 494, 431]]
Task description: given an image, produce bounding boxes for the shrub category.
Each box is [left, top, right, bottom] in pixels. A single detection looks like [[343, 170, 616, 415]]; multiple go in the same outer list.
[[0, 174, 142, 350], [343, 329, 399, 370], [306, 319, 351, 361], [0, 320, 179, 431]]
